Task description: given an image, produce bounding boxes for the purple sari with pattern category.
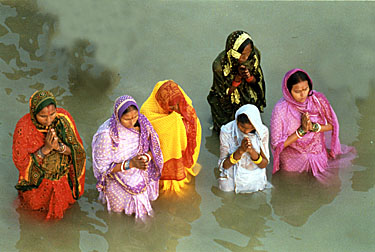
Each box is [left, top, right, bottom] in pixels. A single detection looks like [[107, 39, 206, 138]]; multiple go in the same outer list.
[[92, 95, 163, 219], [270, 69, 355, 182]]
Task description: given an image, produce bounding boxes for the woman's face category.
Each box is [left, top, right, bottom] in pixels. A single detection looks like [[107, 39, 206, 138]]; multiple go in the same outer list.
[[168, 103, 180, 113], [238, 44, 252, 64], [120, 108, 139, 129], [168, 97, 182, 113], [291, 80, 310, 103], [36, 104, 56, 127], [237, 121, 255, 134]]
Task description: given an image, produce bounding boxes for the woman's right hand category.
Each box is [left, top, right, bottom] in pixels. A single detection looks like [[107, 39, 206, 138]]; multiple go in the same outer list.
[[301, 113, 312, 132], [130, 155, 148, 170], [238, 65, 251, 79], [233, 137, 251, 160], [44, 128, 59, 153], [239, 137, 251, 154]]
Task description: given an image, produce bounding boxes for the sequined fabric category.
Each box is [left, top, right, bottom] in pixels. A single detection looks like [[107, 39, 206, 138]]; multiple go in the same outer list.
[[207, 30, 266, 131]]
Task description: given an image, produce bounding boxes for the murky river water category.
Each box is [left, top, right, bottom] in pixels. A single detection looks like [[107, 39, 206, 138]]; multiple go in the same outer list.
[[1, 1, 374, 251]]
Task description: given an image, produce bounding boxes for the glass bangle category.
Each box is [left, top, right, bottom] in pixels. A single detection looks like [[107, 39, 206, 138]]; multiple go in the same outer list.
[[253, 154, 263, 164]]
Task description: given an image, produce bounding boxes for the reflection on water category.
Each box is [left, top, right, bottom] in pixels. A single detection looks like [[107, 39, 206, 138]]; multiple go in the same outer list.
[[1, 0, 375, 251], [15, 201, 101, 252], [212, 186, 272, 251], [0, 0, 119, 250], [3, 0, 54, 61], [5, 87, 12, 94], [58, 38, 121, 168], [270, 171, 340, 227], [90, 177, 201, 252], [204, 130, 220, 157], [351, 80, 375, 192], [14, 175, 201, 252]]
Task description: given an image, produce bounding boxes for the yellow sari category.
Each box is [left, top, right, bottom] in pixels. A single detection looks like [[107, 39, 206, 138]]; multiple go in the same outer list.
[[141, 80, 201, 193]]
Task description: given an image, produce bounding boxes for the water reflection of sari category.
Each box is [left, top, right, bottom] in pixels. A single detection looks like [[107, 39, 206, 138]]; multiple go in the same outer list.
[[207, 30, 266, 131], [211, 186, 272, 250], [271, 68, 355, 182], [140, 80, 202, 192], [13, 90, 86, 220], [92, 95, 163, 219], [270, 171, 340, 227]]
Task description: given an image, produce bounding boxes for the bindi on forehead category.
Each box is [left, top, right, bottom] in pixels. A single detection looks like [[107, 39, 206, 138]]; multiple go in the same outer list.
[[292, 81, 309, 90]]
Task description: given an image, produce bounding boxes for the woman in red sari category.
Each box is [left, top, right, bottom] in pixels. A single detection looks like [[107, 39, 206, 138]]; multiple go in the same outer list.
[[13, 90, 86, 220]]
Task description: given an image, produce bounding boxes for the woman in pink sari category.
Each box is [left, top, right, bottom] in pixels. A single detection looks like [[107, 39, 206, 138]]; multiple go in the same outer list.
[[92, 95, 163, 220], [271, 69, 354, 182]]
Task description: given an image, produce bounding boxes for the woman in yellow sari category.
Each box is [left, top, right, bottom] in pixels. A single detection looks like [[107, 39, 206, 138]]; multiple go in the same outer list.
[[140, 80, 201, 193]]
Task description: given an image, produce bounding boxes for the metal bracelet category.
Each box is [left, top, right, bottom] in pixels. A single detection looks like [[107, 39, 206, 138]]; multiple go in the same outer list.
[[297, 126, 307, 136], [37, 148, 45, 158], [58, 143, 66, 153]]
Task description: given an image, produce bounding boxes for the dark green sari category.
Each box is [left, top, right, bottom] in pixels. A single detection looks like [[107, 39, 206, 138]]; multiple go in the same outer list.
[[207, 30, 266, 131]]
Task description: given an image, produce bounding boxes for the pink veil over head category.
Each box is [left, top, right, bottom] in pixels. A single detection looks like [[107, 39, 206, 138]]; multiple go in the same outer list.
[[271, 68, 342, 174]]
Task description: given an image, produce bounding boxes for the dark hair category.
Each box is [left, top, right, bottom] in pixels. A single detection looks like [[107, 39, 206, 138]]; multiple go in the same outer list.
[[237, 113, 250, 124], [286, 71, 313, 95], [123, 105, 138, 114], [237, 38, 253, 54]]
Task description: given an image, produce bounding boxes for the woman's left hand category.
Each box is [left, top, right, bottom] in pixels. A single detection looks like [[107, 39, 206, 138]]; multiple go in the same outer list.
[[246, 140, 258, 157], [246, 141, 260, 160], [246, 139, 254, 154], [130, 155, 148, 170]]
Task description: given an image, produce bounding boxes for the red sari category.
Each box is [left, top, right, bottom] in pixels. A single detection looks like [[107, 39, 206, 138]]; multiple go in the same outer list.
[[13, 92, 86, 220]]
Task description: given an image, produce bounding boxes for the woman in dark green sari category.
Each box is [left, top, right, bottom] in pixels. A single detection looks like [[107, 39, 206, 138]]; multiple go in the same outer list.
[[207, 30, 266, 132]]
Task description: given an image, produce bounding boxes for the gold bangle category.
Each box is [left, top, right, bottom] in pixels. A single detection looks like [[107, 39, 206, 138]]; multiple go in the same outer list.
[[253, 154, 263, 165], [229, 153, 239, 164]]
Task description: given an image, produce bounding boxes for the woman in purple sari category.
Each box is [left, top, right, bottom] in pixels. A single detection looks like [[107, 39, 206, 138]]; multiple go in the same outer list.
[[271, 69, 354, 182], [92, 95, 163, 219]]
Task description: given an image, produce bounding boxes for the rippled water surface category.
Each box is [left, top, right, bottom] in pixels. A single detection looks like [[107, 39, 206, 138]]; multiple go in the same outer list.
[[1, 1, 374, 251]]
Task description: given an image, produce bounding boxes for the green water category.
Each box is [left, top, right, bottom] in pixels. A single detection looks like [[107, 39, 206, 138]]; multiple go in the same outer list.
[[1, 1, 374, 251]]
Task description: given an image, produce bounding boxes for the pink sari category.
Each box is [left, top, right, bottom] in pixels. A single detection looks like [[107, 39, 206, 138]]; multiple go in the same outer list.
[[270, 69, 355, 182]]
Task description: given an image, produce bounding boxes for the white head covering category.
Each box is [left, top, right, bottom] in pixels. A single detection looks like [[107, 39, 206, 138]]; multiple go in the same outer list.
[[219, 104, 271, 193], [222, 104, 269, 160]]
